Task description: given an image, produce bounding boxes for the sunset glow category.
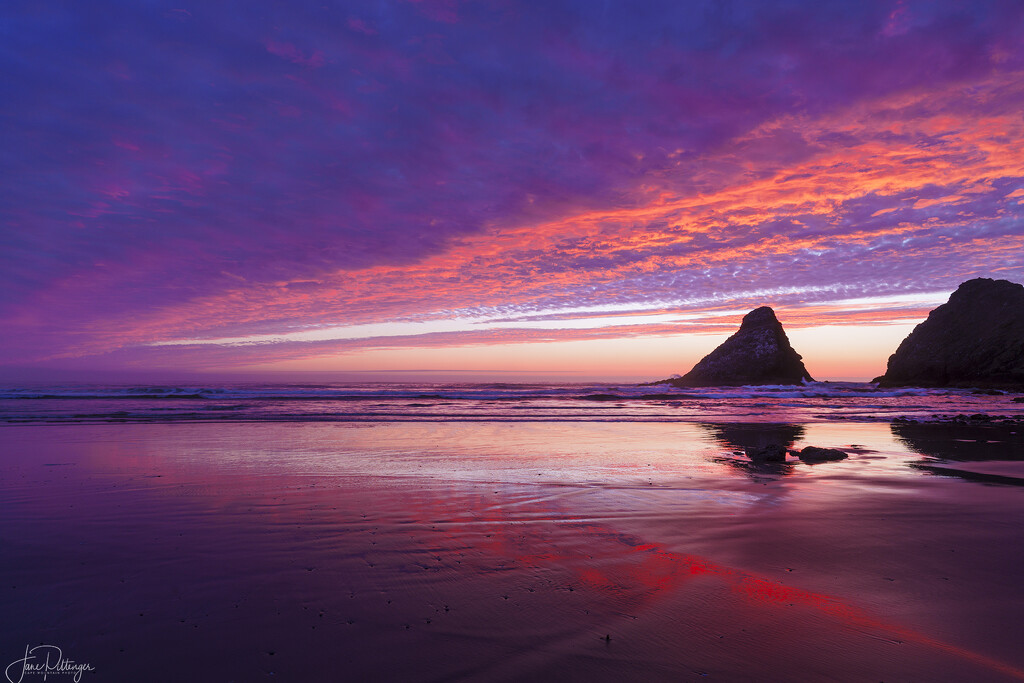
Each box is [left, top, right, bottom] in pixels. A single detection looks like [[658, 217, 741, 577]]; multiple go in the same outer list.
[[3, 1, 1023, 380]]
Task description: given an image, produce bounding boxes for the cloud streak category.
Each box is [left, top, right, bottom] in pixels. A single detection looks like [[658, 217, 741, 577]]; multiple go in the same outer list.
[[2, 1, 1023, 376]]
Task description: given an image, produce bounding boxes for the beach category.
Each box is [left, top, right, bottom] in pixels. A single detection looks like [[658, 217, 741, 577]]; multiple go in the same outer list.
[[8, 0, 1024, 679], [3, 391, 1024, 681]]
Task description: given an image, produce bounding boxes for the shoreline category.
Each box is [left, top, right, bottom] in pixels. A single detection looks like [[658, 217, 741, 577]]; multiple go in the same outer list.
[[3, 420, 1024, 680]]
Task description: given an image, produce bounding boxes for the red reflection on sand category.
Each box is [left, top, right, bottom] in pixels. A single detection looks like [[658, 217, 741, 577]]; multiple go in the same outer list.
[[621, 541, 1024, 681], [328, 475, 1023, 681], [49, 425, 1024, 680], [448, 508, 1024, 681]]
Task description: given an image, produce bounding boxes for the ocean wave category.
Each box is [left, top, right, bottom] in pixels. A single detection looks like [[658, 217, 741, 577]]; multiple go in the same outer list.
[[0, 381, 955, 402], [0, 381, 1018, 425]]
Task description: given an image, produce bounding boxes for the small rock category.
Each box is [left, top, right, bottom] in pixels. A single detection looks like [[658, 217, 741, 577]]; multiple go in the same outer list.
[[745, 444, 787, 463], [797, 446, 848, 463]]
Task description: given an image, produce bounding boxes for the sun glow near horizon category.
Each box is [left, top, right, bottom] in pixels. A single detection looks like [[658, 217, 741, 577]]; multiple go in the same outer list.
[[217, 312, 926, 384], [2, 2, 1023, 379], [221, 326, 917, 383], [45, 289, 943, 382]]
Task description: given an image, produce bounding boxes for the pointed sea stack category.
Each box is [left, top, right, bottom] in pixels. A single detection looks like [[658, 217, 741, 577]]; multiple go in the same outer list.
[[874, 278, 1024, 389], [655, 307, 814, 387]]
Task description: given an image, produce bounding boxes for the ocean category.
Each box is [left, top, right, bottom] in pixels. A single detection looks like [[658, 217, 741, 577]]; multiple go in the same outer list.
[[3, 382, 1024, 681], [2, 380, 1022, 424]]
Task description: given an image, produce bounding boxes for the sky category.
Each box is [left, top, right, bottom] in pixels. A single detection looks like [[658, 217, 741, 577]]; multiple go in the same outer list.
[[2, 0, 1023, 382]]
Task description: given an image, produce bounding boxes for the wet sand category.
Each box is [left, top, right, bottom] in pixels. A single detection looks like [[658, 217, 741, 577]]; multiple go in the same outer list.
[[2, 421, 1024, 681]]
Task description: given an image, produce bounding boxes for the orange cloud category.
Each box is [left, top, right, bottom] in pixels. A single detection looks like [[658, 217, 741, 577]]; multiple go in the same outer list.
[[30, 71, 1024, 373]]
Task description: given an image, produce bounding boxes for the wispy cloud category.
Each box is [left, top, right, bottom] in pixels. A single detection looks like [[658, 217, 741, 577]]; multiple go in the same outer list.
[[2, 1, 1023, 374]]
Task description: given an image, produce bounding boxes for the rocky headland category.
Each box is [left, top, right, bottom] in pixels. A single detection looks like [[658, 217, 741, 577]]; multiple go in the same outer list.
[[874, 278, 1024, 389]]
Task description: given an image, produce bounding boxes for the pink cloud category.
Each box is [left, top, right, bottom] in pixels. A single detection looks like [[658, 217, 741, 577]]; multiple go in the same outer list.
[[347, 17, 378, 35], [409, 0, 459, 24], [265, 40, 325, 68]]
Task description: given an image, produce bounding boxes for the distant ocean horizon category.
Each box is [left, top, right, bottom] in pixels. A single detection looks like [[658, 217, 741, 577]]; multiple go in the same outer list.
[[2, 380, 1021, 425]]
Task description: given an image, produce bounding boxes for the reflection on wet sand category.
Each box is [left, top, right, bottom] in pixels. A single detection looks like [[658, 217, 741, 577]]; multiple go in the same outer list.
[[892, 422, 1024, 461], [4, 422, 1024, 681], [909, 463, 1024, 487], [701, 423, 806, 453], [893, 421, 1024, 487], [700, 423, 805, 476]]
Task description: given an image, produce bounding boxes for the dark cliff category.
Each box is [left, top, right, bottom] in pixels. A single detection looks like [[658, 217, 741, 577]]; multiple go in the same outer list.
[[874, 278, 1024, 389]]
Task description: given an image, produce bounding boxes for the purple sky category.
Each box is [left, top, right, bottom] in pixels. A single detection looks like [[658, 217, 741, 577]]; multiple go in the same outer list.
[[2, 1, 1023, 380]]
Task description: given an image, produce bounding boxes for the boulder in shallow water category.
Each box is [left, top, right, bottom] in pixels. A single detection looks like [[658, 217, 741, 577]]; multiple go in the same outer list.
[[745, 443, 788, 463], [796, 446, 848, 463], [874, 278, 1024, 389], [653, 307, 813, 387]]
